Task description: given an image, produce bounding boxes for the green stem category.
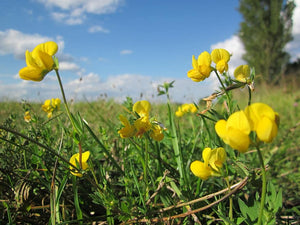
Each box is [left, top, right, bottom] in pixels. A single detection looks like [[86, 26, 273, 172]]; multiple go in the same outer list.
[[55, 69, 77, 132], [247, 85, 252, 106], [78, 142, 82, 168], [256, 145, 267, 225], [0, 126, 79, 169], [225, 177, 233, 221], [144, 138, 148, 185], [166, 92, 186, 186], [72, 176, 83, 225], [214, 70, 231, 113]]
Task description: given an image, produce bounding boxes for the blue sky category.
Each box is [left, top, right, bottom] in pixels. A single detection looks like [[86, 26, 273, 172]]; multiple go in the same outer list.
[[0, 0, 299, 103]]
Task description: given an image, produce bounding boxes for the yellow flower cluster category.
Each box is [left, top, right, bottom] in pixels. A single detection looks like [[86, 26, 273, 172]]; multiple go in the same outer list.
[[118, 100, 164, 141], [42, 98, 61, 118], [190, 147, 226, 180], [24, 111, 31, 122], [234, 65, 250, 83], [69, 151, 90, 177], [188, 48, 251, 84], [187, 49, 231, 82], [19, 41, 58, 82], [175, 103, 197, 117], [215, 103, 279, 153]]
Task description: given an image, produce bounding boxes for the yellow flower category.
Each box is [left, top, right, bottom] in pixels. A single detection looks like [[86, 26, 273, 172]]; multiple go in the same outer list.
[[19, 41, 58, 82], [118, 114, 135, 138], [134, 116, 152, 137], [175, 103, 197, 117], [234, 65, 250, 82], [211, 49, 230, 74], [51, 98, 61, 110], [42, 98, 61, 118], [118, 100, 165, 141], [190, 160, 212, 180], [187, 51, 212, 82], [205, 147, 227, 172], [215, 111, 251, 153], [190, 147, 226, 180], [244, 103, 279, 143], [133, 100, 152, 137], [69, 151, 90, 177], [133, 100, 151, 117], [24, 111, 31, 122], [150, 124, 164, 141]]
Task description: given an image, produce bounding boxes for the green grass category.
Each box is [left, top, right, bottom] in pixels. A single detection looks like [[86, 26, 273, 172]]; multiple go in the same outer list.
[[0, 83, 299, 224]]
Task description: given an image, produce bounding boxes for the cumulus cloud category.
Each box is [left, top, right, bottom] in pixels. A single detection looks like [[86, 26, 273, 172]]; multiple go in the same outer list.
[[59, 62, 81, 71], [36, 0, 123, 25], [88, 25, 110, 33], [0, 29, 64, 59], [120, 49, 133, 55], [62, 73, 216, 103], [286, 0, 300, 61], [0, 72, 215, 103]]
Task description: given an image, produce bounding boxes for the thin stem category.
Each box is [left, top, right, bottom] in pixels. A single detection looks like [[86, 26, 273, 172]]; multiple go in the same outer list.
[[0, 125, 78, 169], [78, 142, 82, 168], [225, 177, 233, 221], [214, 70, 231, 113], [55, 69, 77, 132], [256, 145, 267, 225], [247, 85, 252, 106], [144, 138, 148, 186]]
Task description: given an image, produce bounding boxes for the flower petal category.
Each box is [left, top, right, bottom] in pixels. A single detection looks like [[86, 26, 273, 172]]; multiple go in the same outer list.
[[227, 111, 251, 135], [198, 51, 211, 66], [202, 148, 212, 164], [215, 119, 227, 139], [19, 66, 44, 81], [244, 103, 276, 131], [32, 41, 58, 57], [133, 100, 151, 117], [227, 128, 250, 153], [256, 117, 278, 143], [211, 49, 230, 64], [190, 160, 212, 180], [234, 65, 250, 82]]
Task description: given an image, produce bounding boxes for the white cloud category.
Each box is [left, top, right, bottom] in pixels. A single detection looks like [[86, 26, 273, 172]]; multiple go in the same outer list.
[[292, 0, 300, 35], [88, 25, 110, 33], [59, 62, 81, 71], [286, 0, 300, 61], [0, 29, 64, 59], [0, 72, 215, 103], [120, 49, 133, 55], [51, 11, 86, 25], [36, 0, 123, 25]]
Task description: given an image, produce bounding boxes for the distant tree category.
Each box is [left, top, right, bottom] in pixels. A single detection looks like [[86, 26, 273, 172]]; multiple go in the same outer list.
[[238, 0, 295, 83]]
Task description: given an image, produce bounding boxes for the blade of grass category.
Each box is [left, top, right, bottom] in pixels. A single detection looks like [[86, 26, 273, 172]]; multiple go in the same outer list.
[[72, 176, 83, 225], [83, 119, 124, 175]]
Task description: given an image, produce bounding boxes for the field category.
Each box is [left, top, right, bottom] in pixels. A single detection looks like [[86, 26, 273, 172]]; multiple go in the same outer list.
[[0, 78, 299, 224]]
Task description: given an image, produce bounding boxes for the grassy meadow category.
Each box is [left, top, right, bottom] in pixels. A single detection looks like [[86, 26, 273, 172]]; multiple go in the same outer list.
[[0, 81, 299, 224], [1, 43, 300, 224]]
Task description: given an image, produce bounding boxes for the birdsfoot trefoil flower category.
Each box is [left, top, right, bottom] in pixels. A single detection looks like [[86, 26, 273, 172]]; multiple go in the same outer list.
[[42, 98, 61, 118], [215, 103, 279, 152], [118, 100, 165, 141], [69, 151, 90, 177], [190, 147, 226, 180], [19, 41, 58, 82]]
